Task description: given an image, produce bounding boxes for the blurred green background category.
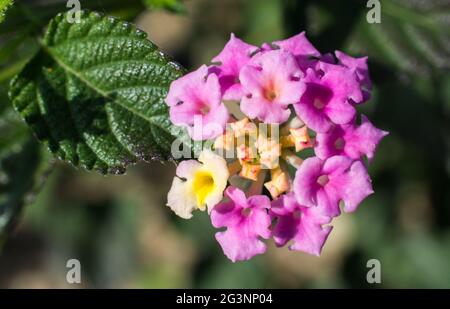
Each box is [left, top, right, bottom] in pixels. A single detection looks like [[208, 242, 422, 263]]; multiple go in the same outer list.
[[0, 0, 449, 288]]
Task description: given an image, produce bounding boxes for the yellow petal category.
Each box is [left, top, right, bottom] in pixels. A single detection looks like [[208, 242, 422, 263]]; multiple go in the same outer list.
[[198, 150, 229, 212], [192, 170, 216, 209]]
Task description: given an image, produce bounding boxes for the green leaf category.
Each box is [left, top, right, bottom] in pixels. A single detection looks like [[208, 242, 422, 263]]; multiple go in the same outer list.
[[0, 0, 13, 24], [143, 0, 186, 13], [347, 0, 450, 75], [0, 138, 52, 236], [10, 11, 186, 175], [0, 1, 144, 36], [0, 100, 52, 236]]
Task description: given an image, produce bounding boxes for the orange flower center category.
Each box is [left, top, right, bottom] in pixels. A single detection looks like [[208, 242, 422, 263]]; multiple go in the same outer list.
[[199, 104, 210, 115], [263, 82, 278, 102]]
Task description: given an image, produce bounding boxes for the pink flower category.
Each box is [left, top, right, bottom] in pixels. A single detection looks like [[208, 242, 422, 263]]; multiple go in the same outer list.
[[271, 192, 332, 256], [293, 62, 363, 132], [275, 32, 321, 72], [240, 50, 306, 123], [294, 156, 373, 217], [335, 50, 371, 102], [272, 32, 320, 59], [315, 115, 389, 161], [166, 65, 229, 140], [211, 186, 271, 262], [212, 33, 258, 101]]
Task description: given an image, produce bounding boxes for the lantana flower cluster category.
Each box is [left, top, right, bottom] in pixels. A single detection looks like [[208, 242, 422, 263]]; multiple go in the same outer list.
[[165, 32, 388, 262]]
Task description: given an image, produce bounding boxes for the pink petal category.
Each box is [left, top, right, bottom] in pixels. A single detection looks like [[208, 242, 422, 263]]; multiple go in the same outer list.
[[166, 65, 210, 107], [239, 50, 304, 123], [212, 33, 257, 76], [188, 103, 230, 141], [322, 155, 353, 175], [324, 99, 356, 125], [294, 157, 323, 207], [223, 83, 245, 101], [345, 115, 389, 161], [315, 116, 388, 161], [211, 34, 257, 101], [271, 193, 333, 255], [293, 80, 333, 132], [239, 64, 266, 94], [335, 50, 372, 90], [215, 227, 267, 262], [276, 77, 306, 104], [273, 32, 320, 57], [272, 214, 298, 247], [247, 196, 272, 239], [226, 186, 248, 205], [289, 209, 332, 256], [166, 65, 229, 140], [250, 49, 303, 79], [320, 62, 363, 105], [247, 195, 271, 210], [317, 187, 341, 218], [211, 201, 243, 229], [314, 125, 346, 159], [339, 160, 374, 213], [210, 186, 272, 262], [294, 156, 372, 217], [323, 156, 373, 213], [241, 95, 291, 123]]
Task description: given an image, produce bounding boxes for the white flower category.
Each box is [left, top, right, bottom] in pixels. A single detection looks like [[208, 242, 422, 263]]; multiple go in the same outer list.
[[167, 150, 229, 219]]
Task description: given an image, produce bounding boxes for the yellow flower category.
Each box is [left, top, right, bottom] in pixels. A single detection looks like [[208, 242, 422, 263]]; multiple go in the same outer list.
[[167, 150, 229, 219]]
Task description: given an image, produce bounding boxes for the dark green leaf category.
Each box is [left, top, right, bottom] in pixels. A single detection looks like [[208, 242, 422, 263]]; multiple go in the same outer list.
[[0, 0, 13, 24], [10, 11, 186, 175], [347, 0, 450, 75], [0, 100, 52, 236]]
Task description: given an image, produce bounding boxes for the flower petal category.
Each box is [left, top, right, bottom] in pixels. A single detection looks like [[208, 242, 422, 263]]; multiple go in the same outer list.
[[215, 227, 267, 262], [167, 177, 197, 219], [339, 160, 374, 212], [273, 32, 320, 58], [294, 157, 323, 207]]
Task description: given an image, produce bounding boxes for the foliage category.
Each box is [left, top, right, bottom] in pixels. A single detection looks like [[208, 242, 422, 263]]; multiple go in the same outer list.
[[143, 0, 185, 13], [0, 0, 449, 288], [10, 11, 185, 174], [0, 0, 13, 24], [0, 100, 51, 237]]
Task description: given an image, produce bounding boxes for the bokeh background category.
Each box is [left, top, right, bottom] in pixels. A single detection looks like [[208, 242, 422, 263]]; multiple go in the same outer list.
[[0, 0, 449, 288]]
